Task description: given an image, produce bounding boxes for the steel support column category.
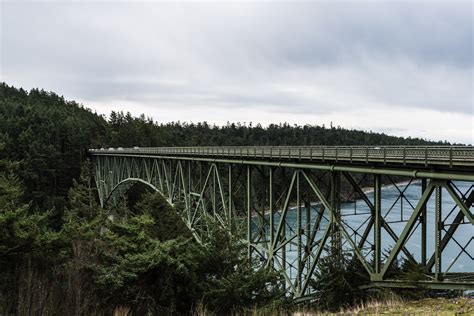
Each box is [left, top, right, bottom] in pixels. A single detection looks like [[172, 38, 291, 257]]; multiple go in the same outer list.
[[374, 174, 382, 275], [435, 185, 442, 281], [421, 178, 427, 267], [247, 165, 252, 258]]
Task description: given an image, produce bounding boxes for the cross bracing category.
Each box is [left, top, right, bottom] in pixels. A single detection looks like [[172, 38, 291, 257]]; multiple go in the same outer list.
[[89, 146, 474, 299]]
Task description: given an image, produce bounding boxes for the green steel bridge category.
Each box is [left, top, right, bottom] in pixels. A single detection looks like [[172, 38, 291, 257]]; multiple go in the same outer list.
[[89, 146, 474, 299]]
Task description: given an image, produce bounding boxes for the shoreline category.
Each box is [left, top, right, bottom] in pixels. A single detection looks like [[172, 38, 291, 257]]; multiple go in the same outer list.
[[360, 179, 422, 195], [253, 179, 422, 217]]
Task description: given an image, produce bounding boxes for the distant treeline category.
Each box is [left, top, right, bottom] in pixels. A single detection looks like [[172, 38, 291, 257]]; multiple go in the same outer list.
[[106, 110, 445, 148]]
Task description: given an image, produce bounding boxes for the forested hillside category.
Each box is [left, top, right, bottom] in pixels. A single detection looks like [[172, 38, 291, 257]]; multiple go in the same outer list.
[[0, 84, 108, 219], [0, 83, 454, 314]]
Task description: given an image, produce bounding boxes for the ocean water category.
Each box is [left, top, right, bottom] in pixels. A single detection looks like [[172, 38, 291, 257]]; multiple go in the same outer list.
[[254, 181, 473, 275]]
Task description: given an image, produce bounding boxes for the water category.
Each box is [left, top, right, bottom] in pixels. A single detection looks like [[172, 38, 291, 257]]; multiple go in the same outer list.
[[255, 181, 473, 275]]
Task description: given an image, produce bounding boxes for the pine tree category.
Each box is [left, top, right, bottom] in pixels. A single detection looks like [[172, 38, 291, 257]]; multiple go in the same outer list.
[[61, 162, 107, 315], [0, 145, 63, 314], [0, 153, 57, 260], [310, 225, 368, 311]]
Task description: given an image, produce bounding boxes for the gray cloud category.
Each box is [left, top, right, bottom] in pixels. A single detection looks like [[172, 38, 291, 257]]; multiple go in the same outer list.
[[1, 0, 473, 143]]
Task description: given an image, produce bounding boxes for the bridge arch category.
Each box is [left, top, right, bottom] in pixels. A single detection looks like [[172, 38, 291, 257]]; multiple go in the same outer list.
[[103, 177, 161, 207], [102, 177, 202, 242]]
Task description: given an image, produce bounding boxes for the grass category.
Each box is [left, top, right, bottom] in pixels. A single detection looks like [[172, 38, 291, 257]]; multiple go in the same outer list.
[[113, 296, 474, 315], [289, 297, 474, 315]]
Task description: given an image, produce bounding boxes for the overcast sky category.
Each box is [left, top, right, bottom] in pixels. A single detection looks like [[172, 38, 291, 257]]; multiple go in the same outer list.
[[1, 0, 473, 144]]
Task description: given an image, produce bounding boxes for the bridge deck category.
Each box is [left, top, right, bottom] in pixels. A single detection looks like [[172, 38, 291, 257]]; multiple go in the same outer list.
[[89, 146, 474, 169]]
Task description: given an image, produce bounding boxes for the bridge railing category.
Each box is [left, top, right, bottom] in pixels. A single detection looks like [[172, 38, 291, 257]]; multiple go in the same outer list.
[[89, 146, 474, 167]]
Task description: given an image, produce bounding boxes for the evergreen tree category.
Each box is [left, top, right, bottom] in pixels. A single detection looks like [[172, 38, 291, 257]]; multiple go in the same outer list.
[[310, 226, 368, 311], [61, 162, 109, 314], [0, 148, 60, 262], [0, 145, 63, 314], [199, 221, 286, 313]]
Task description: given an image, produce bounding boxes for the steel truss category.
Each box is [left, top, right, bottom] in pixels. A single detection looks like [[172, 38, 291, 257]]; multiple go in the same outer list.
[[91, 153, 474, 298]]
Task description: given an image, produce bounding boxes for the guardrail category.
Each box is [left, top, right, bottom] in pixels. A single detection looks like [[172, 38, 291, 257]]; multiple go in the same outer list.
[[89, 146, 474, 167]]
